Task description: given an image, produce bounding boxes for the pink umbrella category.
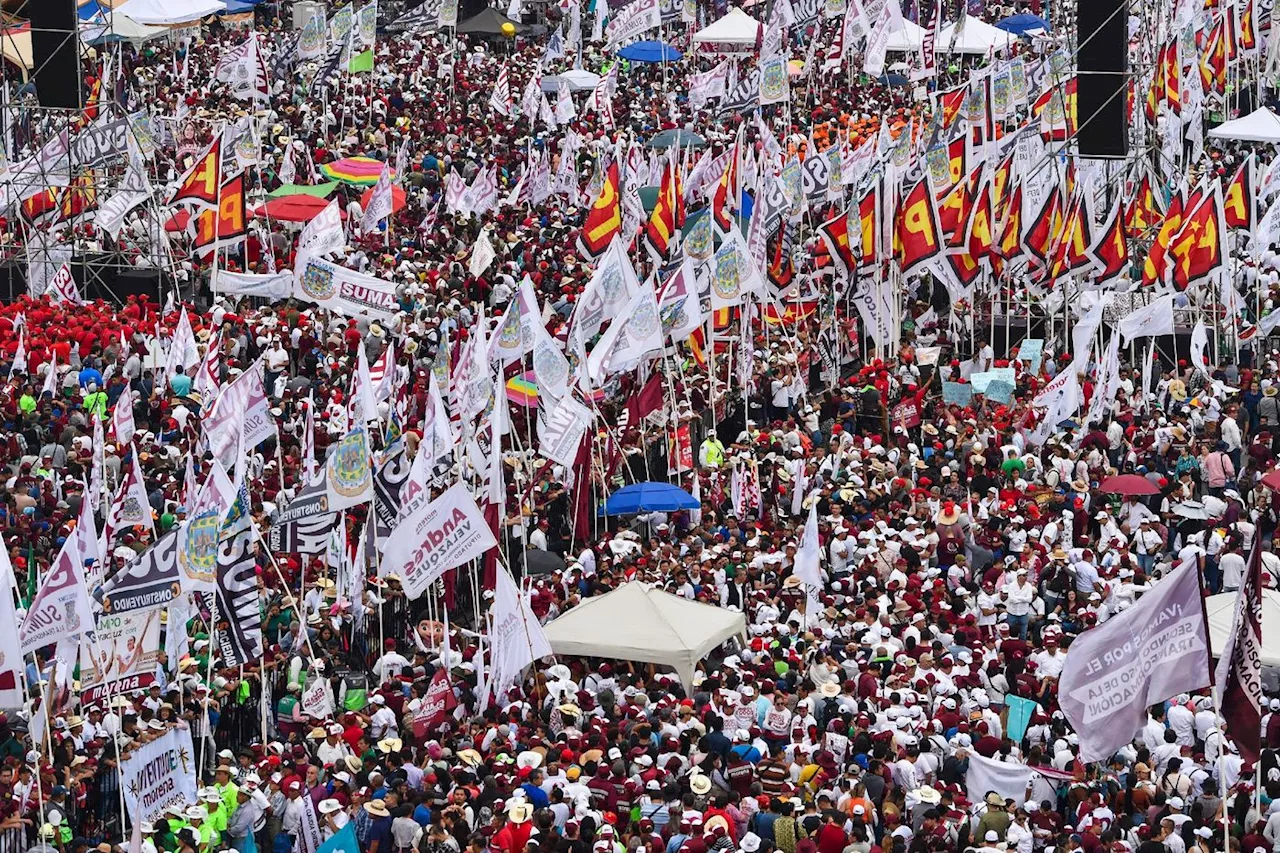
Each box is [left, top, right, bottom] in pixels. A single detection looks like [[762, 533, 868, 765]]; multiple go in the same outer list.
[[1098, 474, 1161, 496]]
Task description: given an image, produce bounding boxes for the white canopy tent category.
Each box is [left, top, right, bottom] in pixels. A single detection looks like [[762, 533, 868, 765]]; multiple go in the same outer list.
[[1206, 107, 1280, 143], [80, 13, 169, 45], [936, 17, 1017, 54], [884, 19, 926, 53], [692, 8, 759, 51], [1205, 588, 1280, 666], [541, 583, 746, 689], [112, 0, 226, 24]]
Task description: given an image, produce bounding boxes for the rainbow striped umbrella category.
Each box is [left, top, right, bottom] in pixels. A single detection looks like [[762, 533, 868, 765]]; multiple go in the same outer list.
[[505, 371, 606, 408], [319, 156, 393, 186], [506, 373, 539, 407]]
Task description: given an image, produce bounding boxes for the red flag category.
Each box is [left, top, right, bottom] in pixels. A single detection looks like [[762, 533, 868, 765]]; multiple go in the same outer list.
[[1214, 541, 1264, 762], [412, 669, 459, 738], [577, 162, 622, 260], [170, 138, 221, 207]]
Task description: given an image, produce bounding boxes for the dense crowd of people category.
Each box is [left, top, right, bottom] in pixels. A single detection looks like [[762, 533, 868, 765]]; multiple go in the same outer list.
[[0, 1, 1275, 853]]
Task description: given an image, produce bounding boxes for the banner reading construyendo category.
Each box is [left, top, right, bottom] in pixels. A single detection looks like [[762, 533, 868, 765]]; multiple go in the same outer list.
[[120, 727, 198, 822], [1058, 557, 1210, 763], [380, 483, 496, 600]]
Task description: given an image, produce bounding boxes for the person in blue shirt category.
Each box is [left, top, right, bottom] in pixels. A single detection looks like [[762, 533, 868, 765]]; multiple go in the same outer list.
[[169, 365, 192, 397], [78, 365, 103, 389], [519, 769, 550, 809]]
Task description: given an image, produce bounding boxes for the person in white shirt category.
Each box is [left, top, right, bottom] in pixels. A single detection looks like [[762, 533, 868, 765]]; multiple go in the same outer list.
[[373, 641, 411, 682], [369, 695, 398, 740], [1166, 696, 1196, 747], [1001, 571, 1035, 639], [1218, 547, 1247, 591]]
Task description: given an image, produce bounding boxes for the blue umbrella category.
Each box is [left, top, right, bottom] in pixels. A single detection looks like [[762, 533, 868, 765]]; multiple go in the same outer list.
[[617, 40, 683, 62], [600, 482, 700, 515], [876, 73, 910, 87], [647, 129, 707, 149], [996, 12, 1050, 34]]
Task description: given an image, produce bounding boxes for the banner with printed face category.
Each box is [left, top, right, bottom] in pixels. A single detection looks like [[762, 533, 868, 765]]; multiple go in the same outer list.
[[381, 483, 497, 600], [80, 610, 162, 703], [293, 258, 400, 321], [1058, 557, 1211, 762], [120, 727, 198, 822]]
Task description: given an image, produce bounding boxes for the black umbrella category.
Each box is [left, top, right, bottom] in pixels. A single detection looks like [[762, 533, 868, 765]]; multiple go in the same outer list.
[[520, 549, 566, 576]]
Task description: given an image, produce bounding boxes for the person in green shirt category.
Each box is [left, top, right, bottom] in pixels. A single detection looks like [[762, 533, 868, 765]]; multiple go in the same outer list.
[[83, 383, 108, 419], [18, 389, 35, 414], [1000, 455, 1026, 477]]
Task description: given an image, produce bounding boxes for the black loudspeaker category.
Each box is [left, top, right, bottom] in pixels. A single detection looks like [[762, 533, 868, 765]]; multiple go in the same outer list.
[[30, 0, 82, 109], [1076, 0, 1128, 158]]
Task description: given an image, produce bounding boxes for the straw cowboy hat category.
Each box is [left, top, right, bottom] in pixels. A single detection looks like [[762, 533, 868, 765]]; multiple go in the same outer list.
[[819, 681, 841, 698], [937, 502, 961, 525], [506, 802, 534, 824], [516, 750, 543, 770], [377, 738, 403, 754], [689, 773, 712, 795], [457, 749, 483, 768], [364, 800, 391, 817]]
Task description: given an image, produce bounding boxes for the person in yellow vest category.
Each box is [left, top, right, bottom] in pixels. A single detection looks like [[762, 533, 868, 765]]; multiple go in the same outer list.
[[185, 805, 219, 852], [200, 788, 230, 833], [699, 434, 726, 469], [214, 764, 240, 815]]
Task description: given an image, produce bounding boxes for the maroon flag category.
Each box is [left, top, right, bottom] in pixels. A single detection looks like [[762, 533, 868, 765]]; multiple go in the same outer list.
[[412, 669, 458, 738], [1215, 542, 1264, 761], [625, 373, 666, 425]]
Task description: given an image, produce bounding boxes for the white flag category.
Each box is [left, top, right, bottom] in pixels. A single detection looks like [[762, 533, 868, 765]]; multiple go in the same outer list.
[[469, 227, 497, 277], [0, 545, 25, 706], [361, 164, 395, 232], [41, 351, 58, 398], [1189, 320, 1213, 379], [8, 329, 26, 379], [19, 531, 94, 654], [169, 308, 201, 371], [793, 500, 823, 588], [488, 566, 553, 699], [1118, 294, 1175, 343], [112, 384, 136, 446]]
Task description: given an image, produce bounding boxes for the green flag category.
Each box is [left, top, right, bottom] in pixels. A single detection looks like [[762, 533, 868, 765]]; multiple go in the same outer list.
[[349, 49, 373, 74]]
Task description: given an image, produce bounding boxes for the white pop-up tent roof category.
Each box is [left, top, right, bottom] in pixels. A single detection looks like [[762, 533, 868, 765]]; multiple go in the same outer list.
[[1205, 588, 1280, 666], [692, 8, 760, 47], [884, 19, 926, 52], [937, 17, 1017, 54], [113, 0, 226, 23], [1207, 107, 1280, 143], [541, 583, 746, 689]]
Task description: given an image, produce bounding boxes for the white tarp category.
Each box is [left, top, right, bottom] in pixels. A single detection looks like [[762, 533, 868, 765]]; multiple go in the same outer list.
[[692, 8, 760, 46], [883, 19, 927, 52], [80, 13, 169, 44], [1206, 588, 1280, 667], [937, 17, 1016, 54], [541, 582, 746, 689], [113, 0, 227, 23], [1206, 107, 1280, 143]]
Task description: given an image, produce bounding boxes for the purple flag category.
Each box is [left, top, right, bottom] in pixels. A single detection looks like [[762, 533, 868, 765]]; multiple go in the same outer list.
[[1059, 557, 1211, 763]]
